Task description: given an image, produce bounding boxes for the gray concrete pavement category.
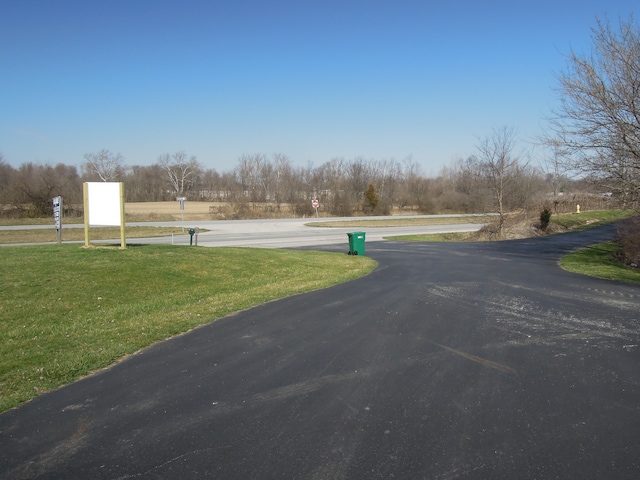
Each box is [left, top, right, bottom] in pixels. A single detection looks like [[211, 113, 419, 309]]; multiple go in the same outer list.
[[1, 215, 487, 248], [141, 219, 484, 248]]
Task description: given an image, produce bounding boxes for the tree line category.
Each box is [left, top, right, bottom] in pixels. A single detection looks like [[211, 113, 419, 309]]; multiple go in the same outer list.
[[0, 142, 609, 220]]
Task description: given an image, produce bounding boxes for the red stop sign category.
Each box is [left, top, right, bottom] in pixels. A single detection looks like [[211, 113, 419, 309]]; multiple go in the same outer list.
[[312, 199, 319, 208]]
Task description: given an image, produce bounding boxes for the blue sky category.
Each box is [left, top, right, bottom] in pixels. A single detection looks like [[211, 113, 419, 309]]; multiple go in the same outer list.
[[1, 0, 637, 174]]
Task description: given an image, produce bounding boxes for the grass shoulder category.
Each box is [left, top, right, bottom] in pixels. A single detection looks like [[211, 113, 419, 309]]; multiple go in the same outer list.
[[388, 232, 473, 242], [0, 244, 376, 412], [306, 215, 495, 228], [551, 209, 636, 230], [560, 242, 640, 284], [0, 226, 196, 244]]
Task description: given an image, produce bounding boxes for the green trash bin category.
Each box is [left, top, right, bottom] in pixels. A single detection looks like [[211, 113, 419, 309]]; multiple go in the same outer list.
[[347, 231, 366, 256]]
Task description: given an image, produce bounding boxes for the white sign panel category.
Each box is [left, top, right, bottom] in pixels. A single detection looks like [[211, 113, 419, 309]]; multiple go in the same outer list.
[[87, 182, 121, 226], [53, 196, 62, 229]]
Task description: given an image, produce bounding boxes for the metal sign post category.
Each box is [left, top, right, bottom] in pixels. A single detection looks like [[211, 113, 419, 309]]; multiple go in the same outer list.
[[177, 196, 186, 232], [53, 196, 62, 243]]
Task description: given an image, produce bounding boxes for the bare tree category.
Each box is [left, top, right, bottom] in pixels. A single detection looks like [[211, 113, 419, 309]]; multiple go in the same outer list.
[[123, 164, 170, 202], [547, 15, 640, 207], [272, 153, 291, 204], [13, 163, 81, 215], [158, 151, 202, 196], [541, 142, 572, 213], [235, 153, 268, 201], [366, 158, 400, 214], [313, 157, 353, 215], [199, 168, 223, 201], [345, 157, 371, 206], [438, 155, 491, 213], [83, 149, 124, 181], [258, 158, 274, 202], [476, 126, 524, 234], [396, 155, 437, 212], [0, 153, 13, 203], [219, 171, 241, 201]]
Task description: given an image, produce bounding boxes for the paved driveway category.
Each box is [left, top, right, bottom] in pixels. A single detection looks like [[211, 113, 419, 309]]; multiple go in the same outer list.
[[1, 225, 639, 479]]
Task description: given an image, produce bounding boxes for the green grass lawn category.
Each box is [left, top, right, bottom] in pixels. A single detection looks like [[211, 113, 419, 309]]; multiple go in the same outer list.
[[560, 242, 640, 284], [0, 244, 377, 412], [551, 209, 636, 230]]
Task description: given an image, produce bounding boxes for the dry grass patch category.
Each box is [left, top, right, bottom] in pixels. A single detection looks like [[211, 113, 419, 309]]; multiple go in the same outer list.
[[309, 215, 495, 228], [387, 210, 635, 242], [0, 226, 188, 244]]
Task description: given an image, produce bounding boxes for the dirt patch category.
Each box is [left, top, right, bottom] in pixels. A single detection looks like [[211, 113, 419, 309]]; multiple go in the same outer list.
[[470, 212, 568, 241]]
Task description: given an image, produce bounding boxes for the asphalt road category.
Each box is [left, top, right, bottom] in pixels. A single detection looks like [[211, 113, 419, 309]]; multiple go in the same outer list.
[[137, 218, 485, 248], [0, 215, 487, 248], [1, 224, 639, 479]]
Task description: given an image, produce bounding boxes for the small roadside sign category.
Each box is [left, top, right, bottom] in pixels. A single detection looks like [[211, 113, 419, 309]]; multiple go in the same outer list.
[[177, 197, 187, 231], [52, 196, 62, 243]]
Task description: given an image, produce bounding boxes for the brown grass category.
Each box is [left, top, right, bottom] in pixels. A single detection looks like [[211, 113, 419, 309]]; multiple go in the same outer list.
[[124, 201, 304, 221], [469, 210, 634, 241], [0, 226, 188, 244], [125, 201, 216, 221], [310, 216, 495, 228]]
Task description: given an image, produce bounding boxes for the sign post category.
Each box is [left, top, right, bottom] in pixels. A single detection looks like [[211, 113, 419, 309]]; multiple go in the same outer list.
[[53, 196, 62, 243], [177, 197, 186, 232], [312, 198, 319, 219]]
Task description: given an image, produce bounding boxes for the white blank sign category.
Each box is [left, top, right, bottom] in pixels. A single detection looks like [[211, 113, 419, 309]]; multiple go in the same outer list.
[[87, 182, 122, 226]]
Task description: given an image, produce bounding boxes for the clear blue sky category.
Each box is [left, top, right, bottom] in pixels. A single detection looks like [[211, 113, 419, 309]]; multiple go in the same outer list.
[[1, 0, 637, 174]]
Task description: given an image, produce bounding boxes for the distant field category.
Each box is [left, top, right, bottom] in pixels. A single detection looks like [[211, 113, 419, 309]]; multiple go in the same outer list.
[[124, 201, 302, 221], [0, 202, 221, 225], [125, 201, 214, 215], [125, 201, 218, 221], [1, 201, 438, 225]]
